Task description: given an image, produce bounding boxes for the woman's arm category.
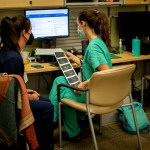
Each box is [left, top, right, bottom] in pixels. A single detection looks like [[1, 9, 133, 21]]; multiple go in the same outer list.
[[5, 57, 24, 77], [74, 80, 89, 94], [74, 64, 110, 94], [97, 64, 110, 71]]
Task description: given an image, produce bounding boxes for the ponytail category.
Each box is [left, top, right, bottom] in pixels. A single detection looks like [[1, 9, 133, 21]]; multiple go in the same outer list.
[[0, 17, 19, 51], [97, 11, 112, 52]]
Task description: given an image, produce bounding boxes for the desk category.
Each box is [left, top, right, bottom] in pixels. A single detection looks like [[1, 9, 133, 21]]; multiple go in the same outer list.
[[25, 51, 150, 74], [25, 51, 150, 125], [112, 51, 150, 64], [25, 62, 79, 74]]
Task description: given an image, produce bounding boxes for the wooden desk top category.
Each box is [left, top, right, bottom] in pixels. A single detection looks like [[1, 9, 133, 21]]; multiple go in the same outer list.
[[111, 51, 150, 64], [25, 62, 79, 74], [25, 51, 150, 74]]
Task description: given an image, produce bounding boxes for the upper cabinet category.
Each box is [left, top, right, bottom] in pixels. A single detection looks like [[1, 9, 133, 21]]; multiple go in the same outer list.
[[0, 0, 65, 9], [66, 0, 124, 6], [124, 0, 150, 5], [31, 0, 65, 7], [0, 0, 30, 8]]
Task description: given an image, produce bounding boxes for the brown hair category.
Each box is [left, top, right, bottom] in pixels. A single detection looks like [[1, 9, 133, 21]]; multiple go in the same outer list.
[[0, 16, 31, 52], [78, 9, 111, 51]]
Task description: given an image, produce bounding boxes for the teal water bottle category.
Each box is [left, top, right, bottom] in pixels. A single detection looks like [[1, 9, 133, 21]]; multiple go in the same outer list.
[[132, 37, 140, 57]]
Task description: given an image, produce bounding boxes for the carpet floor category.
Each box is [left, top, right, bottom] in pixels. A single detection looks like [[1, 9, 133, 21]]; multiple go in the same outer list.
[[53, 104, 150, 150]]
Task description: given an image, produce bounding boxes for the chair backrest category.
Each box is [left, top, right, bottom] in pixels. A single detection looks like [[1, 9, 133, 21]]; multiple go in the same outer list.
[[0, 75, 19, 147], [0, 75, 38, 149], [88, 64, 136, 106]]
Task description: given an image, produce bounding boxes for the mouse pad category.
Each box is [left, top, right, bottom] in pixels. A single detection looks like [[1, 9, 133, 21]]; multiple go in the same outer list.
[[54, 52, 80, 87]]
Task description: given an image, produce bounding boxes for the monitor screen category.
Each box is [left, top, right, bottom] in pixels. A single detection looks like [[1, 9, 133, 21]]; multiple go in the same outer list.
[[118, 11, 150, 39], [25, 8, 69, 39]]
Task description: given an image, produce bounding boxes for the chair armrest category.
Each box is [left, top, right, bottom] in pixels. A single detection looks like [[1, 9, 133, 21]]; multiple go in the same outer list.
[[57, 83, 88, 102]]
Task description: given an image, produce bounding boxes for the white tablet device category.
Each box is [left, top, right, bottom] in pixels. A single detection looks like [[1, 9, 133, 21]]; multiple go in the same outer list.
[[54, 52, 80, 87]]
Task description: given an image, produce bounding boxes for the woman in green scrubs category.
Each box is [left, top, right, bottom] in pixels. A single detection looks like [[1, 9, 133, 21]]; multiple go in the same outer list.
[[49, 9, 112, 141]]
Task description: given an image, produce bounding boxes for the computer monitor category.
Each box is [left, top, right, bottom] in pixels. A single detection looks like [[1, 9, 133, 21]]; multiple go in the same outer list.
[[118, 11, 150, 39], [25, 8, 69, 39]]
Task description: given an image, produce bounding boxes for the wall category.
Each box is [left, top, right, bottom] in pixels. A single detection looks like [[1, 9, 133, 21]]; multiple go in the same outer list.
[[0, 5, 148, 50], [0, 5, 149, 125], [56, 5, 147, 50]]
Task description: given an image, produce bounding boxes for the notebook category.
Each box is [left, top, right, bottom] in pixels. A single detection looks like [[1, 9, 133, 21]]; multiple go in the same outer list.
[[54, 52, 80, 87]]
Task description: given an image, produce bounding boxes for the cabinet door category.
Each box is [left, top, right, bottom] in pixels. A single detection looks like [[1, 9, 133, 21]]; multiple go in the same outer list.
[[0, 0, 30, 8], [0, 0, 64, 8], [66, 0, 123, 5], [31, 0, 64, 7], [67, 0, 93, 2], [125, 0, 149, 4]]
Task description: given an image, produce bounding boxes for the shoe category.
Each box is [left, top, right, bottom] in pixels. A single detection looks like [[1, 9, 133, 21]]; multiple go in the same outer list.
[[49, 144, 54, 150], [53, 121, 58, 130], [62, 131, 81, 143], [78, 118, 89, 130], [37, 144, 54, 150]]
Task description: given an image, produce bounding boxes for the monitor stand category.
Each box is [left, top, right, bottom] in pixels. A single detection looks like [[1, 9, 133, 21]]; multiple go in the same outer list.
[[41, 39, 51, 48], [38, 39, 57, 63]]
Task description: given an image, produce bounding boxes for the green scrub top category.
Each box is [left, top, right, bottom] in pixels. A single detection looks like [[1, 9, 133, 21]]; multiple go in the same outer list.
[[82, 37, 112, 81], [49, 36, 112, 123]]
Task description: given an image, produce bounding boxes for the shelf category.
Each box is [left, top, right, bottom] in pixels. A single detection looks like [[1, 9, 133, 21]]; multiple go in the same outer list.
[[66, 0, 124, 6]]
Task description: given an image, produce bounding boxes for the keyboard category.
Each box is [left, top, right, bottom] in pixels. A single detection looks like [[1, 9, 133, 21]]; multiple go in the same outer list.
[[35, 48, 64, 55]]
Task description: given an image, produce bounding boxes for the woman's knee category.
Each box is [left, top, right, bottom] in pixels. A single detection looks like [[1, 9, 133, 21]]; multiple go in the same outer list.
[[54, 76, 67, 84]]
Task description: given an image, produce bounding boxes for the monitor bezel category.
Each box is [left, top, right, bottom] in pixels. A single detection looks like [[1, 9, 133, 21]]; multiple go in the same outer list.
[[24, 7, 70, 39]]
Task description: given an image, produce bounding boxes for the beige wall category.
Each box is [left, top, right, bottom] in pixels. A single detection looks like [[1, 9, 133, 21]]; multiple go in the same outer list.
[[0, 5, 148, 49], [0, 5, 149, 96], [0, 5, 149, 125]]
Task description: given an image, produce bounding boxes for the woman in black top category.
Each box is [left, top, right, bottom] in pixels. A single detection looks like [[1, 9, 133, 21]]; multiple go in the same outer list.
[[0, 16, 54, 150]]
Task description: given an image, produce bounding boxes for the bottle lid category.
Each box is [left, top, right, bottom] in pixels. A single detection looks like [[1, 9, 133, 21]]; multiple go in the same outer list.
[[119, 39, 122, 44]]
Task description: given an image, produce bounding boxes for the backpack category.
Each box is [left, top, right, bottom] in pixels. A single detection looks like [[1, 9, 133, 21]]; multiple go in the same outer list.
[[118, 102, 150, 134]]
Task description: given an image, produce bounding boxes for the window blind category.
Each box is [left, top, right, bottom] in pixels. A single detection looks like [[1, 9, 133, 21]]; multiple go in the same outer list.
[[56, 8, 87, 51]]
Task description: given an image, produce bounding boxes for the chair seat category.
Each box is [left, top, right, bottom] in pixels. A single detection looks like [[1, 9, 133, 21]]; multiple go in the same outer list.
[[144, 75, 150, 80], [61, 98, 123, 114]]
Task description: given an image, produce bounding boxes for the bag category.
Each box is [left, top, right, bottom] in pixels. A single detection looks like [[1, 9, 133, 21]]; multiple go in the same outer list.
[[118, 102, 150, 133]]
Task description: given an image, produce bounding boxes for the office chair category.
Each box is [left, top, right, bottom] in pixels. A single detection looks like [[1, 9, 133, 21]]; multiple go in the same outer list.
[[141, 75, 150, 105], [57, 64, 142, 150], [0, 74, 37, 150]]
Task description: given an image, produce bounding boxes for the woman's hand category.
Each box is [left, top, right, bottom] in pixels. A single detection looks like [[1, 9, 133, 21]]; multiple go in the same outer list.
[[65, 51, 81, 66], [74, 80, 89, 94], [27, 89, 40, 100]]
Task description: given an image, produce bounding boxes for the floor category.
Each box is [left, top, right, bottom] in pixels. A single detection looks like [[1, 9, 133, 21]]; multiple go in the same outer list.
[[53, 103, 150, 150]]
